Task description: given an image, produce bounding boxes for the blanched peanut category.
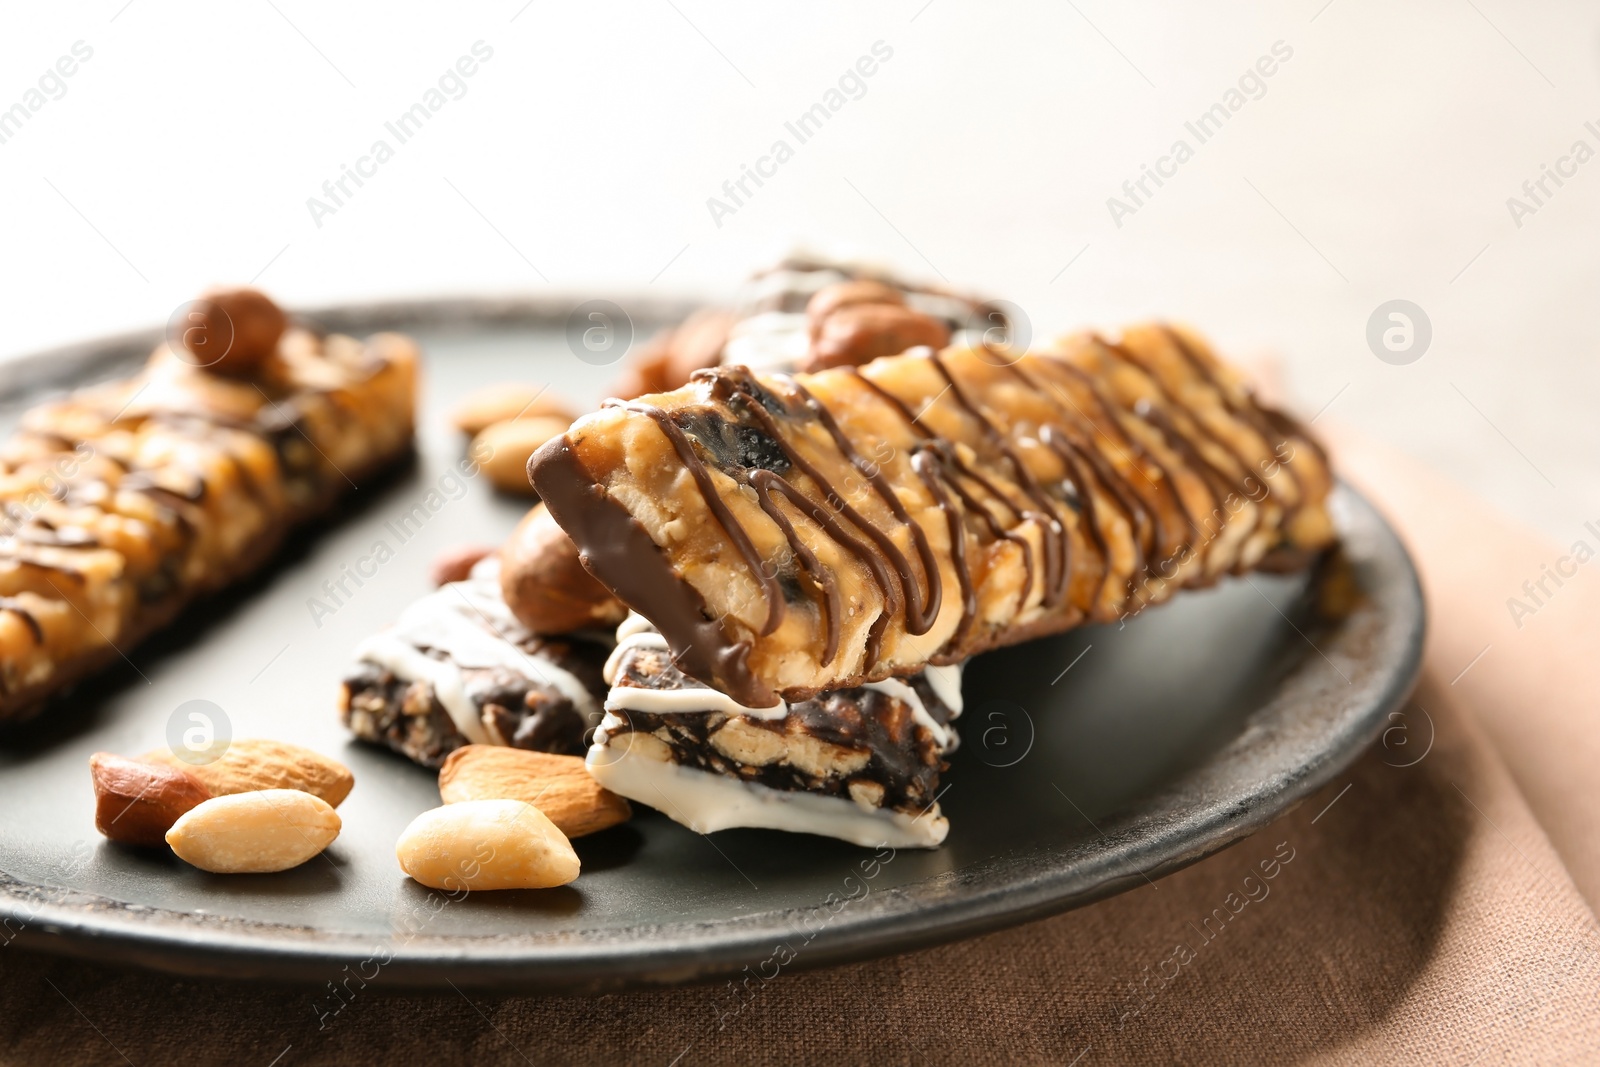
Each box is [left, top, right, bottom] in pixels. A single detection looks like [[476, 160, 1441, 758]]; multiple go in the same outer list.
[[165, 789, 340, 873], [473, 417, 570, 495], [395, 799, 579, 891]]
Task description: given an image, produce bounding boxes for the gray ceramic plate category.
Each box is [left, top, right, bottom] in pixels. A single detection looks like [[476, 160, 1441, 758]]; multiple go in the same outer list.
[[0, 299, 1424, 992]]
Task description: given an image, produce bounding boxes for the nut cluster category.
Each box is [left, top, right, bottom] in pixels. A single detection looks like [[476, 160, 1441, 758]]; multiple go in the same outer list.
[[89, 739, 353, 873], [89, 736, 628, 891], [394, 745, 630, 890], [450, 383, 578, 497]]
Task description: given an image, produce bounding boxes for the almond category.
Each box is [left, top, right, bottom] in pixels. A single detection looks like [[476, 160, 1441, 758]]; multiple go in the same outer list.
[[144, 739, 354, 808], [473, 416, 570, 496], [451, 384, 576, 436], [438, 745, 630, 838], [166, 789, 341, 874], [396, 799, 579, 890], [89, 752, 212, 847]]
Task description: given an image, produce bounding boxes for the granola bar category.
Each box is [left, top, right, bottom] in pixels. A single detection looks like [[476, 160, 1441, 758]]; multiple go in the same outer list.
[[0, 291, 417, 721], [339, 558, 610, 767], [588, 614, 959, 848], [530, 326, 1334, 708]]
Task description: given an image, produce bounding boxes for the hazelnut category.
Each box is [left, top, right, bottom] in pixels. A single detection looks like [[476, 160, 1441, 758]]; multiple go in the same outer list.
[[609, 309, 734, 399], [90, 752, 212, 847], [664, 308, 736, 387], [171, 287, 288, 377], [500, 503, 626, 634], [804, 303, 951, 372], [805, 279, 904, 338]]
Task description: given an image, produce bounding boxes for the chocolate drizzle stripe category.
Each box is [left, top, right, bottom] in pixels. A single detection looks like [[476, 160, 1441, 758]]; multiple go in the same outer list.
[[745, 470, 842, 667], [1108, 334, 1282, 513], [1097, 335, 1285, 557], [528, 434, 770, 707], [0, 599, 44, 645], [749, 469, 899, 668], [1159, 325, 1311, 520], [1011, 361, 1152, 601], [928, 354, 1071, 608], [848, 368, 1035, 617], [1025, 358, 1200, 554], [911, 447, 976, 648], [785, 376, 943, 635], [713, 370, 920, 659], [1038, 426, 1117, 611], [612, 400, 785, 637]]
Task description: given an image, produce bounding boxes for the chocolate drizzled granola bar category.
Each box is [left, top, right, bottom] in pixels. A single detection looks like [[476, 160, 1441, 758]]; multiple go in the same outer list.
[[531, 326, 1334, 708], [0, 303, 416, 721]]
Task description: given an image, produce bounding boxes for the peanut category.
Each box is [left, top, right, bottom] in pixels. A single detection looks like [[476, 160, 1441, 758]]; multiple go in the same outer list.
[[166, 789, 341, 873], [396, 799, 579, 891], [450, 384, 576, 436], [473, 417, 570, 496]]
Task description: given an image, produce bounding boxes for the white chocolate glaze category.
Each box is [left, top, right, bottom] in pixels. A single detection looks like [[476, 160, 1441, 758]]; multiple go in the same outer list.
[[586, 736, 948, 849], [922, 663, 964, 717], [606, 683, 788, 721], [604, 619, 786, 719], [354, 572, 603, 745], [720, 311, 811, 373], [603, 617, 961, 734]]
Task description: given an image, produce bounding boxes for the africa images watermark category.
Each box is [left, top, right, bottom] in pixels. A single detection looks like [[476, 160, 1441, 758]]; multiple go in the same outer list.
[[705, 843, 900, 1034], [0, 40, 94, 147], [1106, 40, 1295, 228], [0, 442, 96, 538], [705, 40, 895, 228], [310, 851, 485, 1030], [1503, 518, 1600, 629], [0, 840, 93, 951], [305, 446, 491, 628], [1112, 839, 1297, 1032], [1505, 118, 1600, 229], [305, 40, 496, 228]]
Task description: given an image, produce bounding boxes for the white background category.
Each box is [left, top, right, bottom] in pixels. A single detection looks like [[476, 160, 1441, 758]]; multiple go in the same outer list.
[[1, 1, 1595, 539]]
